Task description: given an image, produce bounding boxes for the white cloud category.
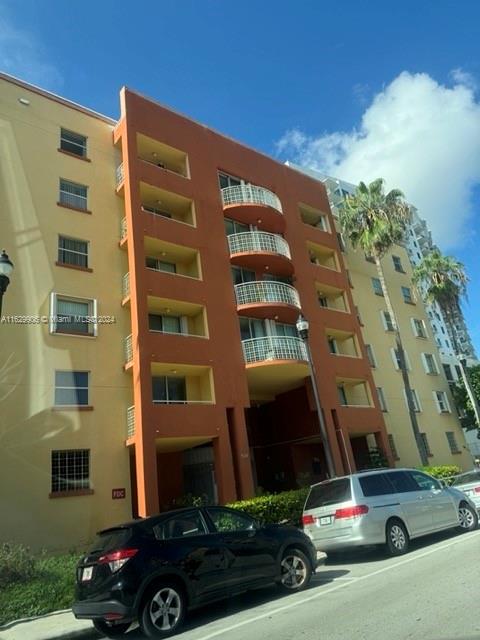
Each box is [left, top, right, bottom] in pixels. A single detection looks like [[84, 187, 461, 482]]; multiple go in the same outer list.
[[277, 71, 480, 250], [0, 14, 62, 90]]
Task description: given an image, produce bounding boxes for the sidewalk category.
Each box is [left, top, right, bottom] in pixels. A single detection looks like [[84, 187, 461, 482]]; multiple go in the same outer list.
[[0, 610, 99, 640]]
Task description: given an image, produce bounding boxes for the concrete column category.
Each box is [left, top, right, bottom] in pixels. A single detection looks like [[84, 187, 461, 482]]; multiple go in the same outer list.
[[228, 406, 255, 500], [134, 435, 159, 517], [213, 430, 237, 504], [375, 430, 395, 468]]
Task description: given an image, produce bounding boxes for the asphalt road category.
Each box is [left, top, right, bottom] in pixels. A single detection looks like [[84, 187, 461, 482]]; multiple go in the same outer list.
[[99, 528, 480, 640]]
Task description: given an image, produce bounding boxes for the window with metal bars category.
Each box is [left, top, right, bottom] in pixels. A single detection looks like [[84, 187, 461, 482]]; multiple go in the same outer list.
[[51, 449, 90, 492], [446, 431, 460, 454], [59, 178, 88, 210], [420, 433, 432, 457], [60, 128, 87, 157], [58, 236, 88, 268]]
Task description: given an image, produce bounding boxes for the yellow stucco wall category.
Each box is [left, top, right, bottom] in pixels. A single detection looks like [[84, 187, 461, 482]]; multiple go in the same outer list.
[[0, 76, 132, 550]]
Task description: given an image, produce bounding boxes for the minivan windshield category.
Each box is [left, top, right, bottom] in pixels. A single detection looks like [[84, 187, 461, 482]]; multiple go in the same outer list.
[[305, 478, 351, 509]]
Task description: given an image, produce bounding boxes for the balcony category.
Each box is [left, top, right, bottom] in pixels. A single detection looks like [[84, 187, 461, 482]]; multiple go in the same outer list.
[[242, 336, 307, 364], [140, 182, 195, 227], [122, 273, 130, 303], [124, 334, 133, 366], [235, 281, 301, 323], [228, 231, 293, 276], [221, 184, 284, 233], [127, 406, 135, 439], [120, 217, 127, 243], [307, 242, 339, 271], [116, 163, 124, 190], [137, 133, 190, 179]]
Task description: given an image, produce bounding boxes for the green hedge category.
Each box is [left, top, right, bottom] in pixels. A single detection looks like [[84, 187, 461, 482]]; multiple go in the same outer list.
[[419, 465, 462, 485], [227, 488, 309, 526]]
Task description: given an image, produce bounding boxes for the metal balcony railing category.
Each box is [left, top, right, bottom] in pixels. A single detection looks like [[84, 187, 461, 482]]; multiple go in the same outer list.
[[235, 281, 300, 308], [120, 217, 127, 241], [221, 184, 283, 213], [116, 163, 124, 188], [242, 336, 307, 364], [228, 231, 291, 259], [122, 273, 130, 299], [124, 334, 133, 364], [127, 406, 135, 438]]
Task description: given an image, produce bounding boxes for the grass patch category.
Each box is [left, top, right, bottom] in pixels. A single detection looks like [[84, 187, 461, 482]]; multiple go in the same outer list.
[[0, 548, 79, 627]]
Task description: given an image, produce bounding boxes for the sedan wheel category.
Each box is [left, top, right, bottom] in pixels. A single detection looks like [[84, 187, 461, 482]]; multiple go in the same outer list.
[[279, 549, 311, 592], [458, 503, 478, 532], [386, 520, 409, 556], [140, 584, 185, 638]]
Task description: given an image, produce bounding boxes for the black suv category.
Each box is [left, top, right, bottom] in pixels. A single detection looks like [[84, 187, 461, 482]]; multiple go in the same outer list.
[[73, 506, 319, 638]]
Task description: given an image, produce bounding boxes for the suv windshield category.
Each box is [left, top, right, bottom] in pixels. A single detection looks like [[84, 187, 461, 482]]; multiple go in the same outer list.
[[305, 478, 351, 509]]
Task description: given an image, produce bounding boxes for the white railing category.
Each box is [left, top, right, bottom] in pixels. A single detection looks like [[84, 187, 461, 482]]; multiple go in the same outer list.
[[242, 336, 307, 364], [59, 185, 87, 211], [124, 334, 133, 363], [152, 399, 213, 405], [127, 406, 135, 438], [116, 163, 124, 188], [228, 231, 291, 259], [120, 217, 127, 241], [235, 281, 300, 308], [221, 184, 283, 213], [122, 273, 130, 299]]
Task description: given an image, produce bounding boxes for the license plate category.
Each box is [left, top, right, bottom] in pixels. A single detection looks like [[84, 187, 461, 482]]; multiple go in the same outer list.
[[81, 566, 93, 582], [319, 516, 333, 526]]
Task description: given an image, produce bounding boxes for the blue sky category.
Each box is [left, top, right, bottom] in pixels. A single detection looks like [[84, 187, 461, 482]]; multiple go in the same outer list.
[[1, 0, 480, 353]]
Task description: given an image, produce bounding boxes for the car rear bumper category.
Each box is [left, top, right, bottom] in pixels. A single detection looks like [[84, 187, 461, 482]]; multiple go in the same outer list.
[[72, 599, 133, 621]]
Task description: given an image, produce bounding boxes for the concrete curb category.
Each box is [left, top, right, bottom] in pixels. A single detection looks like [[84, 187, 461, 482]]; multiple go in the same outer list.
[[0, 609, 100, 640]]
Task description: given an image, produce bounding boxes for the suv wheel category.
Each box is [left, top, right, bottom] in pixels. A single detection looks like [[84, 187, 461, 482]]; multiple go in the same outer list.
[[92, 620, 130, 637], [458, 502, 478, 532], [140, 583, 186, 638], [278, 548, 312, 592], [386, 519, 409, 556]]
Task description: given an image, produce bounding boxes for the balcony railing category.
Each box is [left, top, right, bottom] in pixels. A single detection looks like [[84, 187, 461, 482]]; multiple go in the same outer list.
[[127, 406, 135, 438], [228, 231, 291, 259], [123, 273, 130, 299], [221, 184, 283, 214], [235, 281, 300, 308], [242, 336, 307, 364], [124, 334, 133, 364], [120, 217, 127, 241], [116, 163, 124, 188]]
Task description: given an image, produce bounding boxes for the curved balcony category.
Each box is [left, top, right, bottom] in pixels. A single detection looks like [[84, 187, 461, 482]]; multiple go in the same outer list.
[[235, 280, 301, 323], [242, 336, 307, 364], [228, 231, 293, 276], [221, 184, 284, 233]]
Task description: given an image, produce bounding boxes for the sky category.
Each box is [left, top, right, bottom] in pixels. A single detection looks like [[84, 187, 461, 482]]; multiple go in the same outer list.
[[1, 0, 479, 353]]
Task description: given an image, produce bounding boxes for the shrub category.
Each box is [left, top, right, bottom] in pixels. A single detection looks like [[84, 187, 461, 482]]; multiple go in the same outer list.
[[420, 465, 462, 485], [227, 488, 309, 526], [0, 543, 35, 589]]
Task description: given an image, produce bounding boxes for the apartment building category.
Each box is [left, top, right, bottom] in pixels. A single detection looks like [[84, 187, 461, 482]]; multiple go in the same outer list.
[[290, 168, 472, 467]]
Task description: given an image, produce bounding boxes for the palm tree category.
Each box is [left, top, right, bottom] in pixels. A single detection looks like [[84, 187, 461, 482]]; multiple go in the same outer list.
[[339, 178, 429, 465], [413, 249, 480, 428]]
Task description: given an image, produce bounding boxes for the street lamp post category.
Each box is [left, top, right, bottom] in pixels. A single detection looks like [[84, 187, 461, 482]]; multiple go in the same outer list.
[[296, 314, 336, 479], [0, 250, 14, 316]]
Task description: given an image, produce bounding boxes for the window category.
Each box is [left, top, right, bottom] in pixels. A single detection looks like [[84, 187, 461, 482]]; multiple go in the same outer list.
[[388, 434, 399, 460], [146, 257, 176, 273], [337, 385, 348, 405], [452, 470, 480, 486], [359, 473, 395, 497], [381, 310, 395, 332], [328, 337, 338, 354], [304, 478, 352, 509], [51, 449, 90, 493], [58, 236, 89, 269], [422, 353, 439, 375], [409, 471, 440, 491], [231, 266, 255, 285], [59, 179, 88, 211], [318, 295, 329, 308], [273, 322, 297, 338], [386, 471, 418, 493], [371, 277, 384, 296], [446, 432, 460, 454], [377, 387, 388, 412], [148, 314, 183, 334], [411, 318, 427, 339], [403, 388, 421, 412], [443, 364, 454, 382], [433, 390, 451, 413], [239, 317, 267, 340], [401, 286, 414, 304], [157, 511, 208, 539], [60, 128, 87, 158], [218, 172, 242, 189], [50, 293, 96, 336], [392, 255, 405, 273], [365, 344, 376, 367], [224, 217, 249, 236], [207, 507, 256, 532], [152, 376, 186, 403], [420, 433, 432, 457], [391, 347, 411, 371], [54, 371, 89, 406]]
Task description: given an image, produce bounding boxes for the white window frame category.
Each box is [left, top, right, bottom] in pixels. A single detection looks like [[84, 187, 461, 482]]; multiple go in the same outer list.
[[433, 390, 451, 414], [411, 317, 427, 339], [403, 388, 422, 412], [60, 128, 87, 158], [58, 235, 89, 268], [59, 178, 88, 210], [377, 387, 388, 412], [50, 292, 98, 336], [401, 286, 414, 304], [421, 352, 439, 375], [381, 310, 395, 332], [371, 277, 384, 296], [366, 344, 377, 368], [445, 431, 460, 453], [391, 347, 411, 371]]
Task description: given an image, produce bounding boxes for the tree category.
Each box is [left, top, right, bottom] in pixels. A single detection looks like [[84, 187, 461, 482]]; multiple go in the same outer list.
[[339, 178, 429, 465], [412, 249, 480, 429]]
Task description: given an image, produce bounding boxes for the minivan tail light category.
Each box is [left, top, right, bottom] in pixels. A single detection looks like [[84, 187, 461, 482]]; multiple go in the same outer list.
[[474, 487, 480, 494], [98, 548, 138, 572], [302, 514, 316, 525], [335, 505, 369, 519]]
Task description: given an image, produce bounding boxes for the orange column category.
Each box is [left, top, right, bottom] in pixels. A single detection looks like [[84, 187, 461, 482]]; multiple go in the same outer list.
[[229, 406, 255, 500], [213, 430, 237, 504]]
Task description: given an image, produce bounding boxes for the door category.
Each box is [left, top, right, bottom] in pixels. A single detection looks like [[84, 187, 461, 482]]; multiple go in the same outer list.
[[205, 507, 276, 588], [409, 471, 458, 529], [386, 471, 433, 536]]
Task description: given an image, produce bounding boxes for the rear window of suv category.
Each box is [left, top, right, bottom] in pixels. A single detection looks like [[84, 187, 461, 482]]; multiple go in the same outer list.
[[305, 478, 351, 510], [89, 528, 132, 554], [452, 470, 480, 486]]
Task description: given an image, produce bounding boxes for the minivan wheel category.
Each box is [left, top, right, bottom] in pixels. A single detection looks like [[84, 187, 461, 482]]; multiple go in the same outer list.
[[278, 548, 312, 592], [92, 619, 130, 637], [385, 519, 409, 556], [457, 502, 478, 532], [140, 583, 186, 638]]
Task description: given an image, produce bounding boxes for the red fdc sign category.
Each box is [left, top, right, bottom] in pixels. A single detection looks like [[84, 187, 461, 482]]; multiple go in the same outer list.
[[112, 488, 126, 500]]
